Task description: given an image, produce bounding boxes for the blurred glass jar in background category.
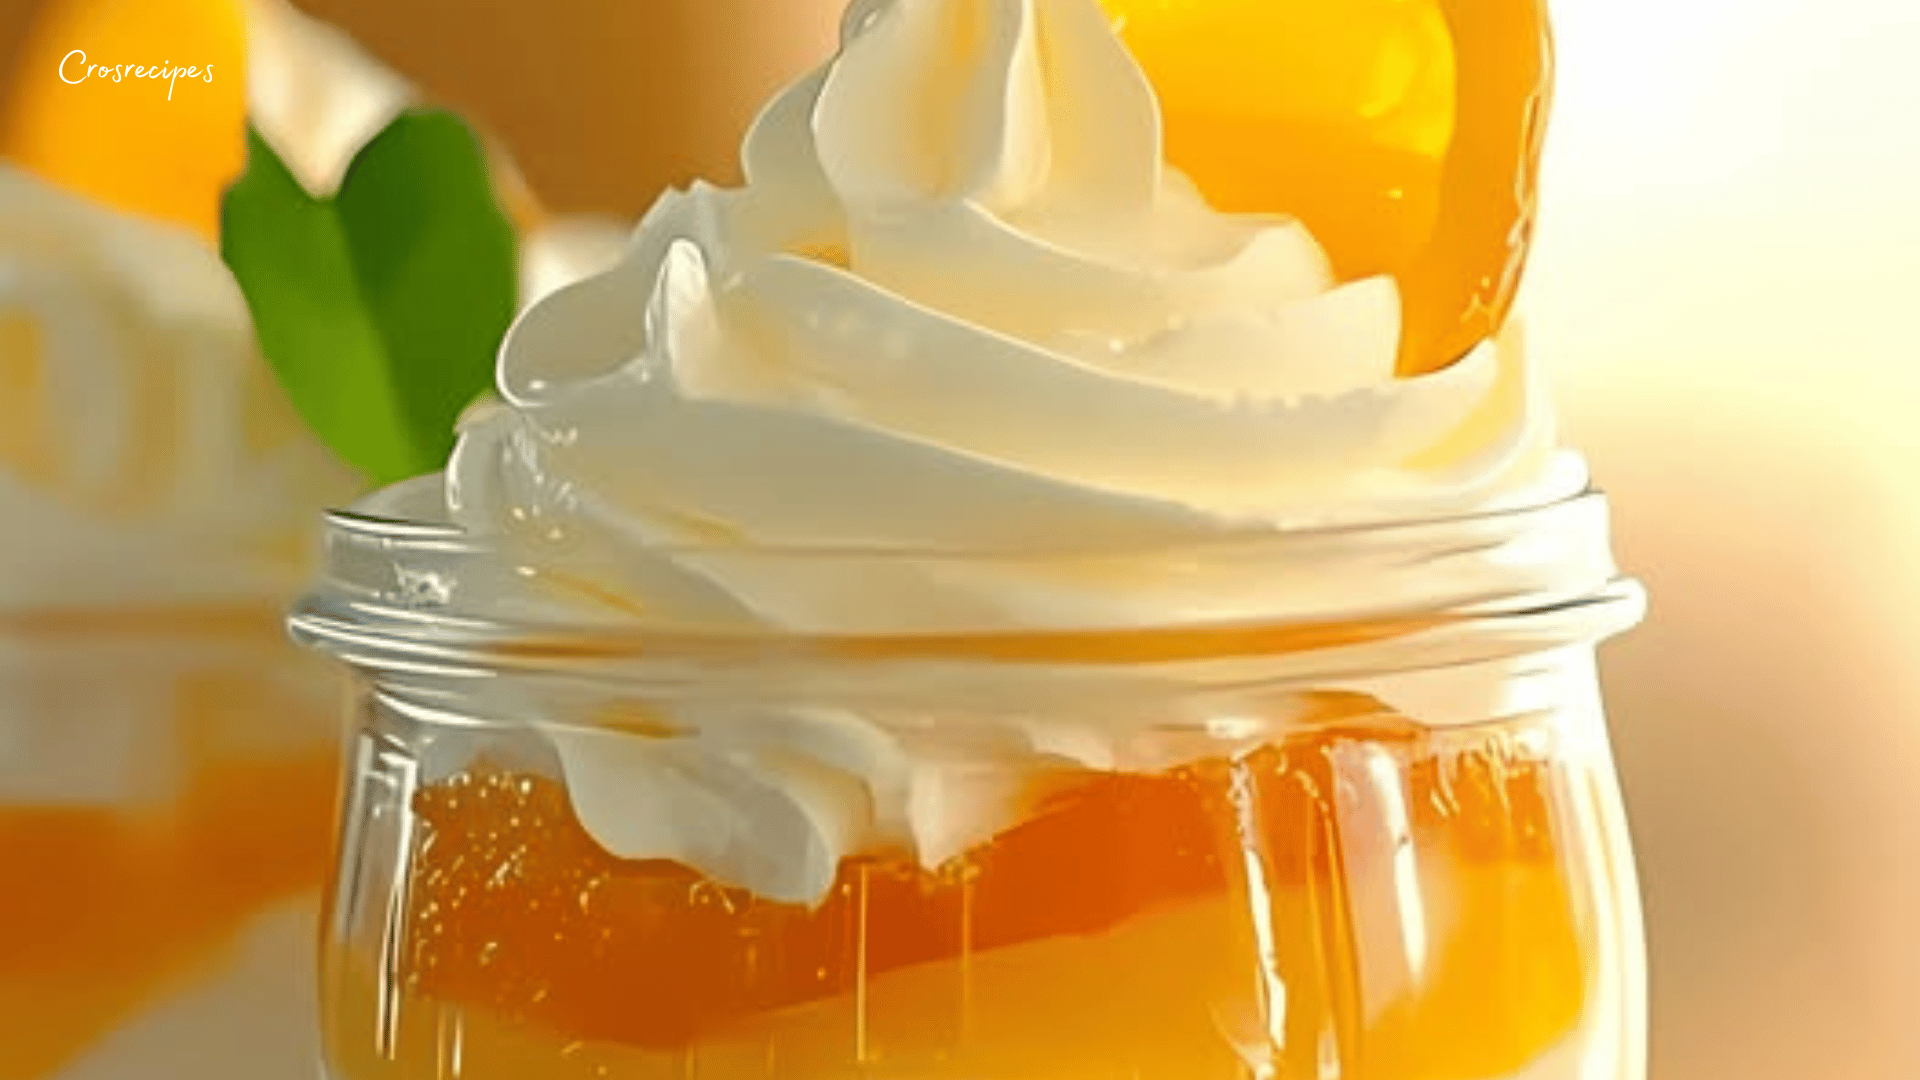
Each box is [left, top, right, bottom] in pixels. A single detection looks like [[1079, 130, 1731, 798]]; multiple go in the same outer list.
[[0, 0, 865, 1075], [0, 6, 626, 1072], [0, 165, 358, 1079], [0, 2, 370, 1076]]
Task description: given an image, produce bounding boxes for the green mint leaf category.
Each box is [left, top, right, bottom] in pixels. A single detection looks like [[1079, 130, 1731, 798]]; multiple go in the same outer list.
[[221, 109, 518, 485]]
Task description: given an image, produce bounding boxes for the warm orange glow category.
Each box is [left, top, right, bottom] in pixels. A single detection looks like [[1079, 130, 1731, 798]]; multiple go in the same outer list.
[[1, 0, 248, 240], [328, 715, 1586, 1080], [1522, 3, 1920, 1076], [0, 670, 336, 1080], [1101, 0, 1550, 375]]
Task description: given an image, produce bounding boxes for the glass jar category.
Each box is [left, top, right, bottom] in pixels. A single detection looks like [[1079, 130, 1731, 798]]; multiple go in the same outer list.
[[0, 605, 339, 1080], [296, 481, 1645, 1080]]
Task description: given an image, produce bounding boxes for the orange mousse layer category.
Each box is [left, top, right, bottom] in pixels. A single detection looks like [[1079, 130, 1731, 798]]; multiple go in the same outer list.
[[1102, 0, 1552, 375], [0, 676, 337, 1080], [334, 715, 1589, 1080]]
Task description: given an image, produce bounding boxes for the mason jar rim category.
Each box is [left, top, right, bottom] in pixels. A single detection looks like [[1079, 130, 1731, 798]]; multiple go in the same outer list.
[[289, 455, 1644, 685]]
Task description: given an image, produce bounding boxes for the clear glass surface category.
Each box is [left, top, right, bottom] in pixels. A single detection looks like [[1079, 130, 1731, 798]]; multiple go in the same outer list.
[[320, 651, 1640, 1080], [299, 492, 1646, 1080]]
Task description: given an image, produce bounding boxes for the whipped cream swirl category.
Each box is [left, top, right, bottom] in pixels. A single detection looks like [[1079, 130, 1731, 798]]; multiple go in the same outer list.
[[416, 0, 1570, 901], [444, 0, 1555, 636]]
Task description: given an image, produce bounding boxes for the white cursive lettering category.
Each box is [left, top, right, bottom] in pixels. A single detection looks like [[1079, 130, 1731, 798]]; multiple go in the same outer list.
[[54, 51, 213, 99]]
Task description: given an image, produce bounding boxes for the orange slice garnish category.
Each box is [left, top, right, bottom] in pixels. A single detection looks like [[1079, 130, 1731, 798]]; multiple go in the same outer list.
[[1103, 0, 1552, 375]]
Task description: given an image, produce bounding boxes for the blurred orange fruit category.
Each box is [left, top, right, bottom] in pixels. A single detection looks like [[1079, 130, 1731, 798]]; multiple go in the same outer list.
[[2, 0, 249, 240]]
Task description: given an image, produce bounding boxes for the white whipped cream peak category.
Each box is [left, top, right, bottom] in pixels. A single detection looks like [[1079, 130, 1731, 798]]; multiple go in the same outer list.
[[422, 0, 1565, 903], [452, 0, 1545, 585]]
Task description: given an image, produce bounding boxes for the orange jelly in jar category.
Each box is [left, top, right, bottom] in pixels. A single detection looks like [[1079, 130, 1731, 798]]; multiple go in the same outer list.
[[310, 520, 1645, 1080], [1103, 0, 1552, 375], [325, 712, 1621, 1080]]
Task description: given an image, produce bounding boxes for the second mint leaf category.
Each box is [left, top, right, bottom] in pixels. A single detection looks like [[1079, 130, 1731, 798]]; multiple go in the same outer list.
[[222, 109, 518, 486]]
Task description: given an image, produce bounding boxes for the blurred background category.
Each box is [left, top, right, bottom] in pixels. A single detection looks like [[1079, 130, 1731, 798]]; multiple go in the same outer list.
[[0, 0, 1914, 1077], [1535, 2, 1920, 1077]]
